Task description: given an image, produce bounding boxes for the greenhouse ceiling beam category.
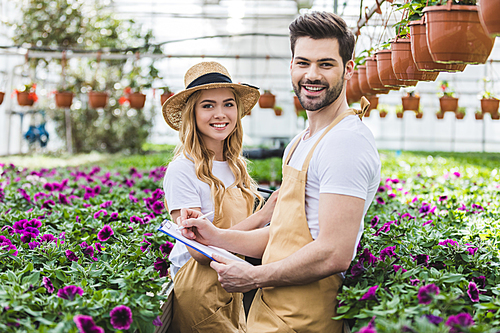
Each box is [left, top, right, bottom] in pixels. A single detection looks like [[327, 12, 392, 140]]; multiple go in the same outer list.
[[352, 0, 387, 36]]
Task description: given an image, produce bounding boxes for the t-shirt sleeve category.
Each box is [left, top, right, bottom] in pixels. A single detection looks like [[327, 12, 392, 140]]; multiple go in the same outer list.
[[314, 129, 378, 200], [163, 159, 202, 213]]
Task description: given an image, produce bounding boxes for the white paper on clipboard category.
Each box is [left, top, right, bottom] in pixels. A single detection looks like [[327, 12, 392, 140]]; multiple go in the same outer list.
[[157, 220, 250, 264]]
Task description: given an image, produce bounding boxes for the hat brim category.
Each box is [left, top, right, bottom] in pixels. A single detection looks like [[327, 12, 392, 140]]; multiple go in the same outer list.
[[162, 83, 260, 131]]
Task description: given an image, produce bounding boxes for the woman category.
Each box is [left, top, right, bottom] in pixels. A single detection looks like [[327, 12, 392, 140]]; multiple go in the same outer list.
[[162, 61, 276, 332]]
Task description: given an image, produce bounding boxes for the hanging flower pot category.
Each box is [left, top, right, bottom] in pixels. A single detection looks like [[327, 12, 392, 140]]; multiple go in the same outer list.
[[348, 70, 363, 104], [17, 92, 36, 106], [375, 50, 406, 89], [379, 110, 388, 118], [475, 112, 484, 120], [402, 95, 420, 111], [423, 1, 495, 64], [358, 65, 381, 96], [391, 38, 439, 82], [436, 111, 445, 119], [478, 0, 500, 36], [294, 96, 304, 114], [365, 56, 394, 93], [55, 91, 74, 108], [416, 111, 424, 119], [480, 98, 499, 114], [491, 112, 500, 120], [0, 92, 4, 106], [259, 91, 276, 109], [455, 108, 466, 119], [273, 106, 283, 116], [396, 111, 404, 119], [409, 19, 467, 72], [128, 92, 146, 109], [88, 91, 109, 109], [439, 96, 459, 112]]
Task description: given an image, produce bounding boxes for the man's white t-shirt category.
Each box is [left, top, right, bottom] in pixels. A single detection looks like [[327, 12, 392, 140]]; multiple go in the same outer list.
[[284, 114, 381, 261], [163, 155, 236, 278]]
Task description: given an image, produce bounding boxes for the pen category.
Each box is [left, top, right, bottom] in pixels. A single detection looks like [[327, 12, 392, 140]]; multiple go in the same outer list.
[[177, 211, 214, 231], [257, 187, 274, 194]]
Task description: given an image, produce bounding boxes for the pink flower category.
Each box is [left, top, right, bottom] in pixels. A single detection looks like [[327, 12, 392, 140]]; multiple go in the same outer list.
[[467, 281, 479, 302], [418, 284, 439, 304], [97, 225, 114, 242], [57, 285, 84, 301], [445, 313, 474, 333], [360, 285, 378, 301], [93, 209, 108, 219], [73, 315, 104, 333], [109, 305, 133, 330]]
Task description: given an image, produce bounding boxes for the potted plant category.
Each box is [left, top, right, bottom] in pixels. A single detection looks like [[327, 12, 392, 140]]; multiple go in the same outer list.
[[402, 91, 420, 111], [119, 87, 146, 109], [294, 95, 304, 115], [475, 110, 484, 120], [396, 106, 404, 119], [160, 86, 174, 106], [88, 89, 109, 109], [491, 112, 500, 120], [391, 36, 438, 82], [0, 91, 4, 106], [436, 111, 445, 119], [364, 56, 393, 93], [415, 110, 424, 118], [455, 107, 466, 119], [259, 90, 276, 109], [423, 0, 495, 64], [15, 83, 38, 106], [379, 105, 388, 118], [478, 0, 500, 36], [273, 106, 283, 116], [348, 70, 363, 104], [480, 91, 499, 115], [438, 81, 458, 113], [55, 85, 76, 108]]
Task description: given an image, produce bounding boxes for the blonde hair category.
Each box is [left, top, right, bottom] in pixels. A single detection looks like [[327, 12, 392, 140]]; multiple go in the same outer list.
[[173, 88, 263, 216]]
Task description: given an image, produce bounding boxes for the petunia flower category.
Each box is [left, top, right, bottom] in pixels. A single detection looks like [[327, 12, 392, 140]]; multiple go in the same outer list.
[[130, 215, 144, 224], [439, 239, 458, 247], [23, 219, 41, 229], [28, 241, 41, 250], [43, 276, 55, 293], [41, 199, 56, 209], [388, 193, 396, 199], [422, 220, 433, 227], [409, 279, 420, 286], [140, 238, 151, 252], [93, 209, 108, 219], [453, 171, 461, 178], [380, 246, 396, 261], [358, 316, 376, 333], [59, 193, 71, 205], [417, 284, 440, 304], [359, 248, 379, 266], [360, 285, 378, 301], [152, 316, 162, 327], [438, 195, 448, 202], [375, 196, 385, 205], [350, 260, 366, 278], [445, 313, 474, 333], [423, 314, 443, 325], [13, 220, 26, 234], [160, 241, 174, 257], [467, 247, 478, 255], [109, 212, 119, 220], [370, 216, 379, 228], [413, 254, 429, 266], [40, 234, 57, 243], [472, 276, 486, 289], [151, 201, 164, 214], [109, 305, 133, 330], [393, 265, 407, 274], [65, 250, 79, 262], [100, 200, 113, 208], [57, 285, 84, 301], [97, 225, 114, 242], [73, 315, 104, 333], [154, 257, 169, 277], [83, 246, 95, 258], [24, 227, 40, 238], [467, 281, 479, 302]]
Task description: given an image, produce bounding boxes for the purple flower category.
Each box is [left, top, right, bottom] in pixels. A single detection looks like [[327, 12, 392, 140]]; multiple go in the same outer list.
[[23, 219, 41, 228], [97, 225, 114, 242], [375, 196, 385, 205], [40, 234, 57, 243], [359, 248, 379, 266], [423, 314, 443, 325], [419, 202, 431, 215], [467, 247, 478, 255], [160, 241, 174, 257], [453, 171, 461, 178], [422, 220, 433, 227], [65, 250, 79, 262], [13, 220, 26, 234], [24, 226, 40, 238], [109, 212, 119, 220], [130, 215, 144, 224], [439, 239, 458, 247], [79, 241, 89, 249], [93, 209, 108, 219], [445, 313, 474, 333], [93, 185, 101, 196], [151, 201, 164, 214], [42, 199, 56, 209], [100, 200, 113, 208], [57, 285, 84, 301], [380, 246, 396, 261], [20, 234, 33, 243], [409, 279, 420, 286], [393, 265, 407, 274], [438, 195, 448, 202], [350, 260, 366, 278], [370, 216, 379, 228], [374, 222, 393, 236], [358, 316, 376, 333], [59, 193, 71, 205], [109, 305, 133, 330], [401, 213, 415, 220], [140, 238, 151, 252], [83, 245, 95, 258], [418, 284, 440, 304], [152, 316, 162, 327], [154, 257, 169, 277], [413, 254, 429, 266], [0, 236, 18, 256], [472, 276, 486, 289], [360, 285, 378, 301], [43, 276, 55, 293], [43, 183, 54, 191], [467, 281, 479, 302], [471, 203, 484, 212], [29, 241, 41, 250], [95, 243, 103, 253], [73, 315, 104, 333], [388, 193, 396, 199]]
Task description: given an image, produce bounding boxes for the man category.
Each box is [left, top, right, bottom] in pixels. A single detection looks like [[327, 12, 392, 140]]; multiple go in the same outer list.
[[178, 11, 381, 332]]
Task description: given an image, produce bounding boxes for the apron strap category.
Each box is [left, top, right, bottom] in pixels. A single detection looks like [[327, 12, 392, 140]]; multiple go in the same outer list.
[[284, 130, 306, 166]]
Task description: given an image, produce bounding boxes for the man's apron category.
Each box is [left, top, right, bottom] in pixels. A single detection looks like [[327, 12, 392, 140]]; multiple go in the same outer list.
[[247, 103, 367, 333], [167, 187, 252, 333]]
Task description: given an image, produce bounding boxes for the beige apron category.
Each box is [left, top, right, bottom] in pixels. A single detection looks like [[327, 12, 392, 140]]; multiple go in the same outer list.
[[167, 187, 252, 333], [247, 104, 367, 333]]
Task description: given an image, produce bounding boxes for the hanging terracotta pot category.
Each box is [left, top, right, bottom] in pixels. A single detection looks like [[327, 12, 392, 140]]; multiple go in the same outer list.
[[475, 112, 484, 120], [409, 19, 467, 72], [481, 98, 500, 114], [273, 107, 283, 116], [348, 70, 363, 103], [402, 96, 420, 111], [17, 92, 35, 106], [416, 111, 424, 119], [294, 96, 304, 114], [391, 38, 439, 82], [375, 50, 406, 89], [259, 91, 276, 109], [379, 110, 388, 118], [396, 111, 404, 119], [439, 96, 459, 112], [0, 92, 4, 106], [455, 111, 465, 119], [358, 65, 381, 96], [491, 112, 500, 120], [161, 92, 174, 106], [436, 111, 445, 119], [128, 92, 146, 109], [88, 91, 109, 109], [366, 95, 379, 113], [478, 0, 500, 36], [423, 1, 495, 64], [364, 56, 394, 93], [55, 91, 74, 108]]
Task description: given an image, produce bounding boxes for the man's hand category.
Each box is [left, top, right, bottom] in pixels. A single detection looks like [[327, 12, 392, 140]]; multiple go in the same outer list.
[[210, 254, 257, 293], [257, 189, 279, 226], [178, 208, 220, 246]]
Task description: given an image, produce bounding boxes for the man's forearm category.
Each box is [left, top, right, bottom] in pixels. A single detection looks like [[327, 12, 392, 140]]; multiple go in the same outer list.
[[213, 227, 269, 259]]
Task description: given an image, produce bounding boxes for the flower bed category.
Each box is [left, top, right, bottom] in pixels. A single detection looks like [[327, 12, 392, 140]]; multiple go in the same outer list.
[[339, 152, 500, 333], [0, 163, 173, 332]]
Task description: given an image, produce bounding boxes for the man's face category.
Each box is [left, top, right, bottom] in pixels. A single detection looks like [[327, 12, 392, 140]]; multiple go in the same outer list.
[[291, 37, 350, 112]]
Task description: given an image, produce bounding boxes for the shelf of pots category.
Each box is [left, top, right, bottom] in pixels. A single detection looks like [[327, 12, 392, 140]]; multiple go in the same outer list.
[[422, 0, 495, 65], [259, 90, 276, 109], [15, 83, 38, 107], [478, 0, 500, 36]]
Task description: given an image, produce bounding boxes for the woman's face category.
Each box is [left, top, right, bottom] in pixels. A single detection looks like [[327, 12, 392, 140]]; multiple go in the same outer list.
[[194, 88, 238, 150]]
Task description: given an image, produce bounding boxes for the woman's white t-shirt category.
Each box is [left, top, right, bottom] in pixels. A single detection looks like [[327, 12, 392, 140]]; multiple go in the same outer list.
[[163, 155, 235, 278]]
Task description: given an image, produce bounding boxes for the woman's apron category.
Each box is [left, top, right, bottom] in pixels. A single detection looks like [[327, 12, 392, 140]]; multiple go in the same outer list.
[[167, 187, 252, 333], [247, 104, 367, 333]]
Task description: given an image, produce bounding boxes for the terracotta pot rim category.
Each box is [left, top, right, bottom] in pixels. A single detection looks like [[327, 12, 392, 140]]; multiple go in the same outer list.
[[391, 38, 411, 44], [423, 4, 478, 13], [375, 49, 391, 55], [481, 98, 499, 101], [89, 91, 109, 95], [56, 91, 74, 95]]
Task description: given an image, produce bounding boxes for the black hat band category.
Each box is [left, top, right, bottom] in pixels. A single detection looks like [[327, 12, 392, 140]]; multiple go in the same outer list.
[[186, 72, 232, 89]]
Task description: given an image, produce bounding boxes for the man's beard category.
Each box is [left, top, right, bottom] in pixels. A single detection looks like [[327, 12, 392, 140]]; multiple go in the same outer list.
[[293, 74, 345, 112]]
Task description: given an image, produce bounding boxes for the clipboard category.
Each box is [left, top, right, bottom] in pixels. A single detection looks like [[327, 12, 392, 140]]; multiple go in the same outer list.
[[157, 220, 249, 264]]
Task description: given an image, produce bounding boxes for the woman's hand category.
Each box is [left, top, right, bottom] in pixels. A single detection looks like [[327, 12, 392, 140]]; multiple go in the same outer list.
[[178, 208, 221, 246]]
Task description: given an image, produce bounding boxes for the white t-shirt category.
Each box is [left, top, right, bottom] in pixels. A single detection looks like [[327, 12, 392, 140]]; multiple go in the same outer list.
[[284, 114, 381, 261], [163, 155, 236, 278]]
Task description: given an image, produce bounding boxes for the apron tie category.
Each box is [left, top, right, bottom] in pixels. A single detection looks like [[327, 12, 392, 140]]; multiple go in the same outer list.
[[355, 96, 370, 120]]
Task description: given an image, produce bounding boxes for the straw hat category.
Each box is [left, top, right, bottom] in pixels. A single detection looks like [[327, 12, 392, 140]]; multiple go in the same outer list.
[[162, 61, 260, 131]]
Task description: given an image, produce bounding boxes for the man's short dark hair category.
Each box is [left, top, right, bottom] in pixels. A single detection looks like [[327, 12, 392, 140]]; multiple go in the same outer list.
[[289, 11, 355, 68]]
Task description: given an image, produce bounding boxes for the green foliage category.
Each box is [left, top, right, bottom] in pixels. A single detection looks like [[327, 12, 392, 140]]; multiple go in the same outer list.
[[439, 80, 455, 98]]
